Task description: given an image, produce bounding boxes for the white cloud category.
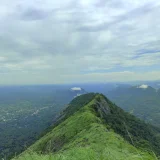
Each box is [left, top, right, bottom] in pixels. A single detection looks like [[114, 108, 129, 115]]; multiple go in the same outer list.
[[0, 0, 159, 84], [137, 84, 148, 89], [59, 71, 160, 83], [71, 87, 82, 91]]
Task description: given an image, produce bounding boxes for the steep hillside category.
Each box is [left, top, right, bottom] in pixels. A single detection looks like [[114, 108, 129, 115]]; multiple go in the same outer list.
[[13, 93, 160, 160], [108, 85, 160, 127]]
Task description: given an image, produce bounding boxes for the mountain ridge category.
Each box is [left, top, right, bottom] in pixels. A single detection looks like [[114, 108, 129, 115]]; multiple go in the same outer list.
[[13, 93, 160, 160]]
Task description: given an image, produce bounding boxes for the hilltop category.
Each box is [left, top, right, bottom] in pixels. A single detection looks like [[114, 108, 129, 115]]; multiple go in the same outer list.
[[13, 93, 160, 160]]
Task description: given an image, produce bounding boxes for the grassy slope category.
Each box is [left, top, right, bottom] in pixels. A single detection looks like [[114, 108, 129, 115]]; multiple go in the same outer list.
[[13, 95, 156, 160]]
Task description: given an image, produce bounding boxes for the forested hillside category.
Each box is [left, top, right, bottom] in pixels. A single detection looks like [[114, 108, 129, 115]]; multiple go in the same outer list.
[[13, 93, 160, 160], [108, 85, 160, 127], [0, 85, 86, 159]]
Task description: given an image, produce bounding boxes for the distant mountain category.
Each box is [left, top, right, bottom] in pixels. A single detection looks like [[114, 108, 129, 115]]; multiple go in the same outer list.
[[108, 84, 160, 127], [131, 85, 156, 95], [79, 83, 132, 94], [145, 81, 160, 89], [69, 87, 87, 98], [112, 85, 156, 97], [13, 93, 160, 160]]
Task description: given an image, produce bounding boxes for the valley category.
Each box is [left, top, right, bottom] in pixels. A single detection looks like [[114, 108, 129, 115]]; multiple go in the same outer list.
[[1, 83, 160, 159], [0, 85, 86, 159]]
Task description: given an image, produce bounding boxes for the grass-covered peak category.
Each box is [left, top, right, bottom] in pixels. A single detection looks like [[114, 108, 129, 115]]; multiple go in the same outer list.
[[13, 93, 159, 160]]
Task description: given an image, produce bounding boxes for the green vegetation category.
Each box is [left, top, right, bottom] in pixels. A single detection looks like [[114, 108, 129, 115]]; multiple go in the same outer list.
[[0, 85, 81, 159], [0, 99, 65, 159], [100, 95, 160, 155], [108, 86, 160, 127], [13, 93, 160, 160]]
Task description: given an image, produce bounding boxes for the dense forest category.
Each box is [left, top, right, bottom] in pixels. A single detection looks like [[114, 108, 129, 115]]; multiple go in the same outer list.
[[0, 85, 85, 159]]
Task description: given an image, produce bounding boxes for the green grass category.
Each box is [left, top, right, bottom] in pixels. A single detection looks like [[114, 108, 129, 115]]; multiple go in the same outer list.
[[13, 95, 156, 160]]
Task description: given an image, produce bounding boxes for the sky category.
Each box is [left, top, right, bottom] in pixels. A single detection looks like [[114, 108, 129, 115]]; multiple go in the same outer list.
[[0, 0, 160, 84]]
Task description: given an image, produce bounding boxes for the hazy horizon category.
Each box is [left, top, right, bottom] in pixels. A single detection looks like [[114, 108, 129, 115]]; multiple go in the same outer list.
[[0, 0, 160, 85]]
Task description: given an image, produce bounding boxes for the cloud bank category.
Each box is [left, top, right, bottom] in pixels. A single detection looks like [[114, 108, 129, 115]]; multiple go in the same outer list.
[[0, 0, 160, 84]]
